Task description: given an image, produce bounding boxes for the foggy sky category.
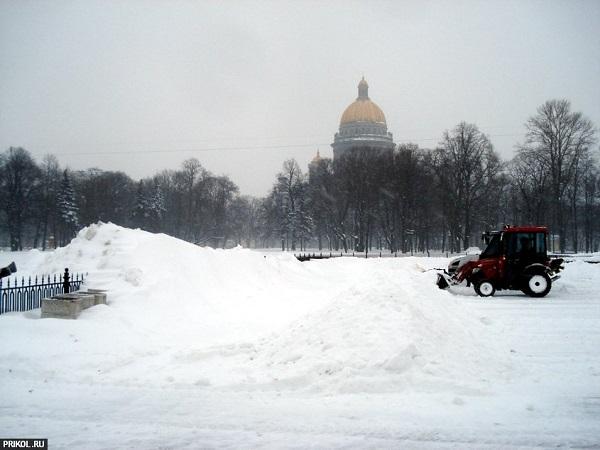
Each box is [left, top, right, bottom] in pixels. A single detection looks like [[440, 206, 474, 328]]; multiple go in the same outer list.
[[1, 0, 599, 197]]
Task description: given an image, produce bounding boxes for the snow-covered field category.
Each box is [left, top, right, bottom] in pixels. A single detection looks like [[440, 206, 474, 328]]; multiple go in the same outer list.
[[1, 223, 599, 449]]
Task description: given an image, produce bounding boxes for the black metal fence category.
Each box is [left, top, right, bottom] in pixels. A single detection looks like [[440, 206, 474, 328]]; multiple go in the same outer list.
[[0, 269, 85, 315], [294, 251, 400, 261]]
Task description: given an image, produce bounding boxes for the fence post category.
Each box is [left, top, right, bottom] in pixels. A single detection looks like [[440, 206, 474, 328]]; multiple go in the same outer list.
[[63, 268, 70, 294]]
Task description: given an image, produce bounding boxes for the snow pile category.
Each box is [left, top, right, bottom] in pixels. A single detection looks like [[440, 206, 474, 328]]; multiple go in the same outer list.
[[0, 223, 510, 394], [33, 222, 327, 343], [191, 259, 509, 393], [553, 259, 600, 297]]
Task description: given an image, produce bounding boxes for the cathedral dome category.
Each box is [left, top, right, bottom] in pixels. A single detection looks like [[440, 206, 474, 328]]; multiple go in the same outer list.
[[339, 77, 387, 126], [332, 77, 394, 159]]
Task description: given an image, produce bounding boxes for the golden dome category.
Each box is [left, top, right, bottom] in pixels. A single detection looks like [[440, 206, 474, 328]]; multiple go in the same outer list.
[[311, 149, 322, 164], [340, 99, 386, 125], [339, 77, 387, 126]]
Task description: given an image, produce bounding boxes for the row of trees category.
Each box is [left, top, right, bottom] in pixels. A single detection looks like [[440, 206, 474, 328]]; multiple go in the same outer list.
[[0, 151, 80, 251], [0, 150, 248, 250], [1, 99, 598, 253], [265, 100, 598, 253]]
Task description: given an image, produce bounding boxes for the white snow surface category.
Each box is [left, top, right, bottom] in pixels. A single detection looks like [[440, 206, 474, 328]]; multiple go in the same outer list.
[[1, 223, 599, 448]]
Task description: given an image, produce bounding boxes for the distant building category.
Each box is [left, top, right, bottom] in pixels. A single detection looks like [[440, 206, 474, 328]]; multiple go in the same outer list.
[[308, 149, 322, 170], [308, 149, 324, 183], [331, 77, 395, 159]]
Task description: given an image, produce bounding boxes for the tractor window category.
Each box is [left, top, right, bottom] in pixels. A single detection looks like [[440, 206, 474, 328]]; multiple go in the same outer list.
[[480, 234, 501, 258], [506, 232, 546, 257], [535, 232, 546, 254]]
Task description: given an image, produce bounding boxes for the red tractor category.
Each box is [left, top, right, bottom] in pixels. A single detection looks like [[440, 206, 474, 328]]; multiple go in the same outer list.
[[437, 226, 564, 297]]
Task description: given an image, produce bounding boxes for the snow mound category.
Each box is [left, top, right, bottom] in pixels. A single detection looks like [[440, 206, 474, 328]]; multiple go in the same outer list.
[[40, 222, 302, 301], [198, 260, 510, 393], [552, 260, 599, 298], [33, 222, 323, 342]]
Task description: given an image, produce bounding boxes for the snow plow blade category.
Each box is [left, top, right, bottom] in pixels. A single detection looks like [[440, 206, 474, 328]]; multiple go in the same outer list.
[[436, 273, 451, 289]]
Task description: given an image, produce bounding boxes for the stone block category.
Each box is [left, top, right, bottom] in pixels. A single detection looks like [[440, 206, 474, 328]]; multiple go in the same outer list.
[[78, 290, 108, 305], [41, 297, 81, 319], [40, 290, 106, 319]]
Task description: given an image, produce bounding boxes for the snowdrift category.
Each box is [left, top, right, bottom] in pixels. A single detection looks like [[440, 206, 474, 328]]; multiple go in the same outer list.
[[193, 258, 511, 393], [0, 223, 510, 393]]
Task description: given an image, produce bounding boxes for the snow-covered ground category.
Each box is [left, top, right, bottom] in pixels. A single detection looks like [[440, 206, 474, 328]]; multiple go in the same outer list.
[[1, 223, 599, 448]]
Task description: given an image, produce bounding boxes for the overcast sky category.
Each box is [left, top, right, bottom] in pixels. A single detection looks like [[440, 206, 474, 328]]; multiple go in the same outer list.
[[1, 0, 599, 196]]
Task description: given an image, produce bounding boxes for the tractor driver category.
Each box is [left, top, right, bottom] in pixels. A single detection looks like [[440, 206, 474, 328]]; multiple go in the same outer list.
[[519, 236, 535, 257]]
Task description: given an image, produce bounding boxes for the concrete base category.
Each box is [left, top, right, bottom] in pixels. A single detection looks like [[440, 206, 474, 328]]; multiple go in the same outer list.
[[82, 289, 108, 305], [41, 292, 98, 319], [41, 297, 82, 319], [61, 293, 96, 309]]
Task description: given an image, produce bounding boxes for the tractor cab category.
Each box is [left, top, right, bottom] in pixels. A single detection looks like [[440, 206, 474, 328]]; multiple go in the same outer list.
[[437, 226, 563, 297], [482, 227, 547, 262], [483, 227, 548, 286]]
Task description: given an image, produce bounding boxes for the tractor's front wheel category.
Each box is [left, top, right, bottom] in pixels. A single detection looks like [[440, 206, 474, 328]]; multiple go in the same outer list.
[[523, 273, 552, 298], [475, 279, 495, 297]]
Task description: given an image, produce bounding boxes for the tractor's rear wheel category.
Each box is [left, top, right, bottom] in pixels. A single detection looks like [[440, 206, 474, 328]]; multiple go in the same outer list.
[[523, 273, 552, 297], [475, 280, 495, 297]]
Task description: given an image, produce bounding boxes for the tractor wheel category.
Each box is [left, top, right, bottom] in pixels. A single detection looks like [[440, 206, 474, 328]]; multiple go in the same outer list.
[[475, 280, 495, 297], [523, 273, 552, 298]]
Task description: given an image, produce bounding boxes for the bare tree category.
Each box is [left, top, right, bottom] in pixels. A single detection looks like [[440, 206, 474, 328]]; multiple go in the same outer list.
[[517, 99, 596, 251], [228, 196, 260, 247], [181, 158, 206, 241], [203, 175, 238, 247], [509, 152, 550, 225], [0, 147, 41, 250], [581, 157, 599, 252], [76, 169, 136, 228], [382, 143, 431, 253], [433, 123, 502, 251], [308, 156, 346, 251], [266, 159, 312, 251], [334, 147, 390, 252], [35, 154, 61, 249]]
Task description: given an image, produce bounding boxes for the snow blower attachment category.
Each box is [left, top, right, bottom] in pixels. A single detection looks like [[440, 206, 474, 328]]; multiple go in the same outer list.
[[0, 262, 17, 279], [436, 226, 564, 298]]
